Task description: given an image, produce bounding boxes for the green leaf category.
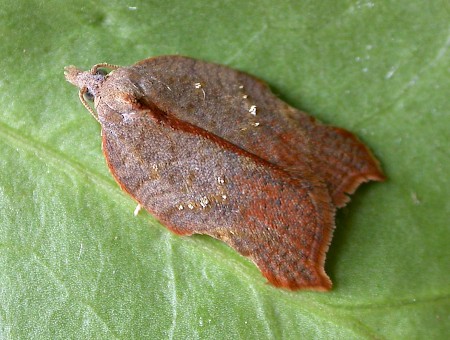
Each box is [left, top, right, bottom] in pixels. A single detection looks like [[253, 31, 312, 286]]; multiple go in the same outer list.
[[1, 0, 449, 338]]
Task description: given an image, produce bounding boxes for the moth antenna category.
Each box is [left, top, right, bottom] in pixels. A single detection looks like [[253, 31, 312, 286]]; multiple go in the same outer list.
[[78, 87, 100, 123], [90, 63, 121, 74]]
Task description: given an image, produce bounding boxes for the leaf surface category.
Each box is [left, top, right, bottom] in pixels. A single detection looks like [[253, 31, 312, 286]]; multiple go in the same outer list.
[[0, 1, 449, 338]]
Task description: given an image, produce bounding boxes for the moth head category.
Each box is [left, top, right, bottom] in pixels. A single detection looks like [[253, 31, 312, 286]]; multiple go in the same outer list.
[[64, 63, 120, 122]]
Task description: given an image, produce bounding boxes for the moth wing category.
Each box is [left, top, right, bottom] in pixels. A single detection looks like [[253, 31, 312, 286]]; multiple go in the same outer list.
[[218, 172, 336, 291], [306, 124, 385, 207], [126, 56, 384, 207], [100, 100, 335, 290]]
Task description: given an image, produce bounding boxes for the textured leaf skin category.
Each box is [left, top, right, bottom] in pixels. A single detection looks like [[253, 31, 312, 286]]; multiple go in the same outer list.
[[1, 1, 449, 337]]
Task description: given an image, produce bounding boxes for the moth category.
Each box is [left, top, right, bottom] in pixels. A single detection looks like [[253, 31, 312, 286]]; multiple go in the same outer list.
[[64, 56, 384, 290]]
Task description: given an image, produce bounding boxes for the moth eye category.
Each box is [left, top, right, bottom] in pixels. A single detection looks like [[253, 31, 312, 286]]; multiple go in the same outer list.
[[96, 69, 108, 76], [84, 90, 94, 102]]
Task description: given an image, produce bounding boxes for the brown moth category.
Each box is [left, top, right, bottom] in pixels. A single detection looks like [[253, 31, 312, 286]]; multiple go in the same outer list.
[[64, 56, 384, 290]]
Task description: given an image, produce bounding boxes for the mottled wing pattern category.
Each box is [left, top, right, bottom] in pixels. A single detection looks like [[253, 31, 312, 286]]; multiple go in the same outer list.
[[100, 104, 335, 290], [122, 56, 385, 207]]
